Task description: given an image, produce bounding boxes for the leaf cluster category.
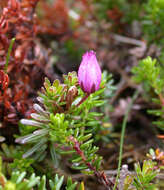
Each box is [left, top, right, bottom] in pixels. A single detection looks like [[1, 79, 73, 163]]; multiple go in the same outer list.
[[132, 56, 164, 131], [0, 143, 34, 174], [133, 160, 158, 190], [16, 71, 109, 173], [0, 156, 82, 190], [132, 56, 164, 95], [117, 159, 158, 190], [0, 0, 48, 129], [143, 0, 164, 45]]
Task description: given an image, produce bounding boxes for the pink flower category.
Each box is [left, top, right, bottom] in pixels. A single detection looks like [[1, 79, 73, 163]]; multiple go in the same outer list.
[[78, 51, 102, 94]]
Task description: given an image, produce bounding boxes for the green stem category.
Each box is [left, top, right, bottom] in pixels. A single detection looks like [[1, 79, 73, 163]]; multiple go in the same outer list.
[[5, 38, 16, 73], [113, 89, 139, 190]]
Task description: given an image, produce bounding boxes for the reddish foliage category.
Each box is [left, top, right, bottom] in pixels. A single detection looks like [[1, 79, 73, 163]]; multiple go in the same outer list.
[[0, 0, 48, 129], [0, 71, 9, 90], [107, 7, 123, 23], [107, 6, 124, 32], [0, 0, 39, 64], [36, 0, 69, 36]]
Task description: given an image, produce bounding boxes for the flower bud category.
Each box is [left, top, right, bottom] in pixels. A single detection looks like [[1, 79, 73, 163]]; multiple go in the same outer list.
[[78, 50, 102, 94]]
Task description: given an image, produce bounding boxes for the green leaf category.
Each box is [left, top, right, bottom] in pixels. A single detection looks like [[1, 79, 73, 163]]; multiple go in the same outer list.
[[78, 134, 92, 142], [78, 182, 85, 190], [23, 138, 47, 158], [80, 139, 94, 149], [38, 175, 46, 190]]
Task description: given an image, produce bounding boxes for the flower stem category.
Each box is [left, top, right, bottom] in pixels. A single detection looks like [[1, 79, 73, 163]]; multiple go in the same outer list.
[[113, 89, 139, 190], [69, 136, 116, 189], [76, 94, 89, 107]]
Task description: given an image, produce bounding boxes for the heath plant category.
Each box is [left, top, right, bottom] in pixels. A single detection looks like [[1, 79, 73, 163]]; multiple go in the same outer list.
[[13, 51, 160, 190]]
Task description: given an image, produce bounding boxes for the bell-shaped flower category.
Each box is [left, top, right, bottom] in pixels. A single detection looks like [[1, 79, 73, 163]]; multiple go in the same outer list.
[[78, 50, 102, 94]]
